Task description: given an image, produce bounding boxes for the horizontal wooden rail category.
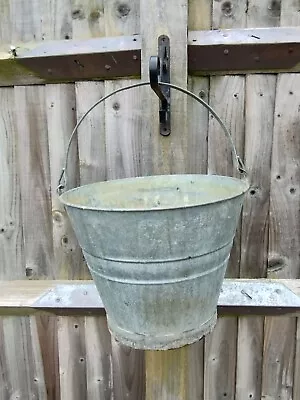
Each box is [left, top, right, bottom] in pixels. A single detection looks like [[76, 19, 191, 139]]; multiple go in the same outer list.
[[0, 279, 299, 317], [1, 27, 300, 86], [188, 27, 300, 75], [0, 35, 141, 86]]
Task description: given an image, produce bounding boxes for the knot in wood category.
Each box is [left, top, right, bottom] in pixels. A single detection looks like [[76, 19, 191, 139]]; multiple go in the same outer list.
[[268, 0, 281, 18], [113, 102, 120, 111], [72, 7, 85, 20], [89, 9, 102, 21], [117, 3, 131, 17], [221, 1, 233, 17]]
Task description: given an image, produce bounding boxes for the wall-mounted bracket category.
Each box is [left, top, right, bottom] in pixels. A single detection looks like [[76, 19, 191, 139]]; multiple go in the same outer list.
[[149, 35, 170, 136]]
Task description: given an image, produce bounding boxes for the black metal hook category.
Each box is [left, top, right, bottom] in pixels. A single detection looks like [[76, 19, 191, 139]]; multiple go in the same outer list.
[[149, 35, 170, 136]]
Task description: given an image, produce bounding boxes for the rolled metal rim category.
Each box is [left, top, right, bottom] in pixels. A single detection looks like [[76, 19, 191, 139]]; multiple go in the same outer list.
[[59, 174, 249, 212]]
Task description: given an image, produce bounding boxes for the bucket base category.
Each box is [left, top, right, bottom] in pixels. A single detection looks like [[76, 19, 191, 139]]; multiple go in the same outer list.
[[108, 311, 217, 350]]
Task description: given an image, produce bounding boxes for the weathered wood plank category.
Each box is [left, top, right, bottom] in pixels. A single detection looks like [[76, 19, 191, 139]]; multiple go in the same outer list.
[[205, 2, 246, 399], [104, 0, 141, 180], [112, 338, 145, 400], [236, 315, 264, 400], [237, 74, 276, 400], [72, 5, 113, 399], [204, 317, 237, 400], [188, 26, 300, 75], [263, 74, 300, 400], [35, 315, 60, 400], [2, 316, 47, 399], [70, 0, 105, 39], [0, 87, 24, 279], [0, 279, 299, 316], [145, 348, 187, 399], [75, 81, 106, 184], [58, 316, 87, 400], [294, 317, 300, 399], [186, 5, 212, 399], [140, 0, 188, 176], [262, 6, 300, 399], [262, 317, 296, 400], [47, 84, 82, 279], [236, 1, 280, 397], [102, 3, 146, 399], [85, 317, 112, 400], [15, 85, 53, 279], [0, 35, 141, 86], [140, 0, 189, 398], [4, 25, 300, 87]]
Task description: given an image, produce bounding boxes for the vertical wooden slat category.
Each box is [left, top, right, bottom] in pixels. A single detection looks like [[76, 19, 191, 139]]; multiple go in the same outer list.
[[236, 2, 279, 399], [139, 0, 191, 399], [237, 74, 276, 400], [111, 338, 145, 400], [262, 5, 300, 400], [76, 81, 106, 186], [294, 318, 300, 399], [187, 0, 211, 176], [185, 3, 213, 400], [58, 317, 87, 400], [85, 317, 113, 400], [47, 84, 81, 280], [72, 3, 114, 399], [70, 0, 104, 39], [47, 83, 81, 399], [104, 0, 141, 180], [0, 85, 37, 399], [15, 85, 53, 279], [101, 2, 146, 399], [140, 0, 188, 176], [0, 87, 24, 280], [262, 73, 299, 400], [204, 2, 246, 399]]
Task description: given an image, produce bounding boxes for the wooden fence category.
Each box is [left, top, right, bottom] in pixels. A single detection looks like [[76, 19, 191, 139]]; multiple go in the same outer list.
[[0, 0, 299, 399]]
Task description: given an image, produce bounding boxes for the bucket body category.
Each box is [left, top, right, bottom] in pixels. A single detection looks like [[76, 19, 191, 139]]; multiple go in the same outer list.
[[60, 174, 249, 350]]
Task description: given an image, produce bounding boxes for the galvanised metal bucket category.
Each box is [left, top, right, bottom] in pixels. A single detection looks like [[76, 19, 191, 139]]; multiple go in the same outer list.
[[58, 82, 249, 350]]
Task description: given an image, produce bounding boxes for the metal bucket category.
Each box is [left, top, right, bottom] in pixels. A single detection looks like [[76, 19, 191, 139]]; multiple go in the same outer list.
[[58, 82, 249, 350]]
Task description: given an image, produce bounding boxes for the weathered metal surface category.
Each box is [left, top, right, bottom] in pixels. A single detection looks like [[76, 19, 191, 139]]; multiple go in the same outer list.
[[59, 174, 248, 350], [188, 27, 300, 74]]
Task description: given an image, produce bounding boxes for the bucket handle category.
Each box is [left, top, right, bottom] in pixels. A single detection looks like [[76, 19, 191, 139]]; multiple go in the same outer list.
[[57, 81, 247, 194]]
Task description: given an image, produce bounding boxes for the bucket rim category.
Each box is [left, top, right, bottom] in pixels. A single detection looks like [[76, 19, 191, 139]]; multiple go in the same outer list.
[[59, 173, 250, 212]]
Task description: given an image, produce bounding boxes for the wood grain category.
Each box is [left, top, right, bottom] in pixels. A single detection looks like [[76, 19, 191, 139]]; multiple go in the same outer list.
[[75, 82, 106, 185], [47, 84, 82, 279], [85, 317, 113, 400], [104, 0, 141, 180], [294, 317, 300, 399], [237, 74, 276, 400], [186, 4, 212, 399], [58, 316, 87, 400], [112, 339, 145, 400], [71, 0, 105, 39], [0, 87, 24, 279], [264, 5, 300, 400], [205, 2, 246, 399], [15, 85, 53, 279], [236, 2, 279, 397], [72, 5, 114, 399], [140, 0, 188, 176], [263, 73, 300, 400], [139, 1, 191, 398]]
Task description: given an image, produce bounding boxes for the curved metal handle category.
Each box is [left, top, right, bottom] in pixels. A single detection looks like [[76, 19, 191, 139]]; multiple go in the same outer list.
[[57, 81, 247, 194]]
